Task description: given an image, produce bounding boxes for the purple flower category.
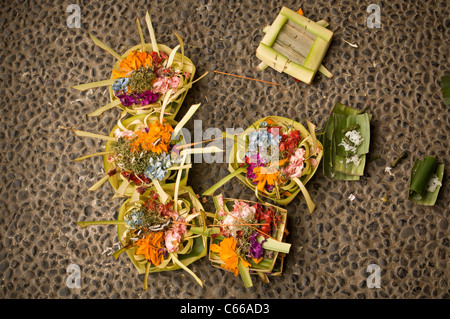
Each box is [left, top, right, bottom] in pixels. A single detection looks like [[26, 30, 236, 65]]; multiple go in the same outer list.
[[115, 90, 160, 107], [139, 90, 160, 105], [245, 153, 265, 180], [159, 248, 169, 258], [246, 163, 259, 180], [248, 232, 265, 260], [244, 154, 275, 192], [116, 93, 135, 106]]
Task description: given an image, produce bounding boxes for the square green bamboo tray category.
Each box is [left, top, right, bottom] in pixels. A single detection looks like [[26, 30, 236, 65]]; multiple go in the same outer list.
[[208, 197, 288, 276], [256, 6, 334, 84]]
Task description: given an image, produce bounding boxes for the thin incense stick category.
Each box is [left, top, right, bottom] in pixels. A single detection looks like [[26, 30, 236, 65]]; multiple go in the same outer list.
[[211, 223, 270, 228], [172, 220, 269, 228], [221, 209, 278, 241], [213, 70, 281, 86]]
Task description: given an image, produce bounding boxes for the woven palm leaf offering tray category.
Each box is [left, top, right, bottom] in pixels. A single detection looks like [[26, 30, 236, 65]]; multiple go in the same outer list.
[[256, 7, 334, 84], [204, 116, 323, 212], [321, 102, 372, 180], [73, 103, 221, 201], [77, 184, 208, 289], [71, 11, 207, 119], [191, 194, 290, 288]]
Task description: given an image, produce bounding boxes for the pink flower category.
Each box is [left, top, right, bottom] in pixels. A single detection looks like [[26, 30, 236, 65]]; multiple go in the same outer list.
[[282, 148, 306, 178], [114, 128, 135, 139], [219, 200, 257, 238], [164, 230, 181, 253], [232, 200, 256, 220], [152, 76, 180, 94], [217, 194, 227, 217], [164, 217, 187, 253], [222, 214, 237, 227], [159, 204, 176, 218]]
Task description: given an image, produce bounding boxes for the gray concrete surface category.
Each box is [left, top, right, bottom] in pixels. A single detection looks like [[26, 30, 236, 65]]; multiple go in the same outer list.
[[0, 0, 448, 299]]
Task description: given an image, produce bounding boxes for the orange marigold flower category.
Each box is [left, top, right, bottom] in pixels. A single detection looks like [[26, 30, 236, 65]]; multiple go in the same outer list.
[[210, 237, 250, 276], [135, 231, 165, 266], [252, 159, 288, 192], [130, 121, 174, 154], [112, 50, 153, 79]]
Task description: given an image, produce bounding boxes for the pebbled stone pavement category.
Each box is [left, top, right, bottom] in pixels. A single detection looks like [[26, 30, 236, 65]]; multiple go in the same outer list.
[[0, 0, 448, 299]]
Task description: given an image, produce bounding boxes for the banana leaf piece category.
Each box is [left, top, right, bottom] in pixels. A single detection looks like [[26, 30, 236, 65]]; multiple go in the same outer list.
[[322, 112, 335, 178], [410, 156, 438, 194], [323, 112, 360, 180], [333, 113, 371, 156], [331, 102, 361, 116], [409, 156, 444, 206], [333, 153, 366, 176], [441, 74, 450, 105], [322, 102, 371, 180], [332, 125, 364, 177], [331, 170, 361, 181]]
